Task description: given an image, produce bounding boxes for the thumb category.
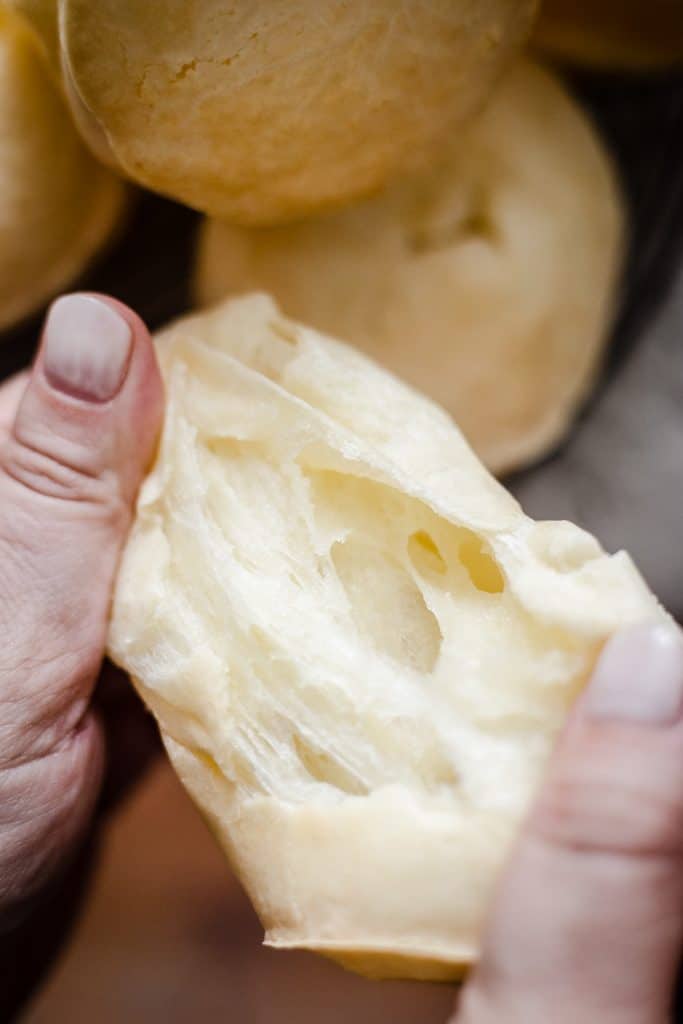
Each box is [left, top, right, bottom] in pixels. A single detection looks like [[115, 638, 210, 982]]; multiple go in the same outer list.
[[457, 622, 683, 1024], [0, 293, 163, 909]]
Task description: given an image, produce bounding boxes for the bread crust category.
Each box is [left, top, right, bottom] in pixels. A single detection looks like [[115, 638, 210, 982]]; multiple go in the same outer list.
[[60, 0, 537, 223]]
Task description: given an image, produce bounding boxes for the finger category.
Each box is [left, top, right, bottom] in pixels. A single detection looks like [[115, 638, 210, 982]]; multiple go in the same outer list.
[[457, 622, 683, 1024], [0, 372, 29, 439], [0, 293, 163, 908]]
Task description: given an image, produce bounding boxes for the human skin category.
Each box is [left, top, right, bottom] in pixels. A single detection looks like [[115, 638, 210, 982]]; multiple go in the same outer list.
[[0, 294, 164, 1016], [0, 295, 681, 1021]]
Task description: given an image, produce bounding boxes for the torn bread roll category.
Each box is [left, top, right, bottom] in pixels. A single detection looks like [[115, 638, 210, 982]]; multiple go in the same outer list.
[[109, 295, 667, 982], [57, 0, 538, 224], [196, 61, 624, 475], [0, 5, 125, 331], [535, 0, 683, 69]]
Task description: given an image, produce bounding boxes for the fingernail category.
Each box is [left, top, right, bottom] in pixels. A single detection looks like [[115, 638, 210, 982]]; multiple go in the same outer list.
[[587, 622, 683, 725], [43, 295, 132, 402]]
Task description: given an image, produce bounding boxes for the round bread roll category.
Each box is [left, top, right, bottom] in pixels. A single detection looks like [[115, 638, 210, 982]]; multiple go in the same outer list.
[[535, 0, 683, 69], [196, 61, 624, 476], [0, 6, 125, 331], [109, 294, 666, 982], [58, 0, 538, 224]]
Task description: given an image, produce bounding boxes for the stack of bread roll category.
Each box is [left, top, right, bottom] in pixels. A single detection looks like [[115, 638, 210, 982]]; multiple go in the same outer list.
[[7, 0, 681, 984]]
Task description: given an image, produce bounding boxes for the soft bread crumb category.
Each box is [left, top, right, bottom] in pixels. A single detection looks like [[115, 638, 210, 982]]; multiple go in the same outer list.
[[109, 295, 667, 980]]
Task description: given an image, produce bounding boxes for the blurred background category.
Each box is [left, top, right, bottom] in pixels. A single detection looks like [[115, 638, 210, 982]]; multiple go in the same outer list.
[[1, 47, 682, 1024]]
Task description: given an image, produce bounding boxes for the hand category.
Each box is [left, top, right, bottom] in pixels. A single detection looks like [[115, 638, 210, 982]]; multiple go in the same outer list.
[[0, 294, 163, 1016], [453, 621, 683, 1024]]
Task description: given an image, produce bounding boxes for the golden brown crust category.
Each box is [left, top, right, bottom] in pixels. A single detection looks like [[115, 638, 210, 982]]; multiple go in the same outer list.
[[60, 0, 538, 223]]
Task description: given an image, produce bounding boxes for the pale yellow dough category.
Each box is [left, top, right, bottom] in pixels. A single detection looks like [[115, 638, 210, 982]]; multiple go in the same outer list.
[[535, 0, 683, 69], [58, 0, 538, 224], [109, 295, 666, 982], [0, 6, 125, 331], [196, 61, 624, 475]]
